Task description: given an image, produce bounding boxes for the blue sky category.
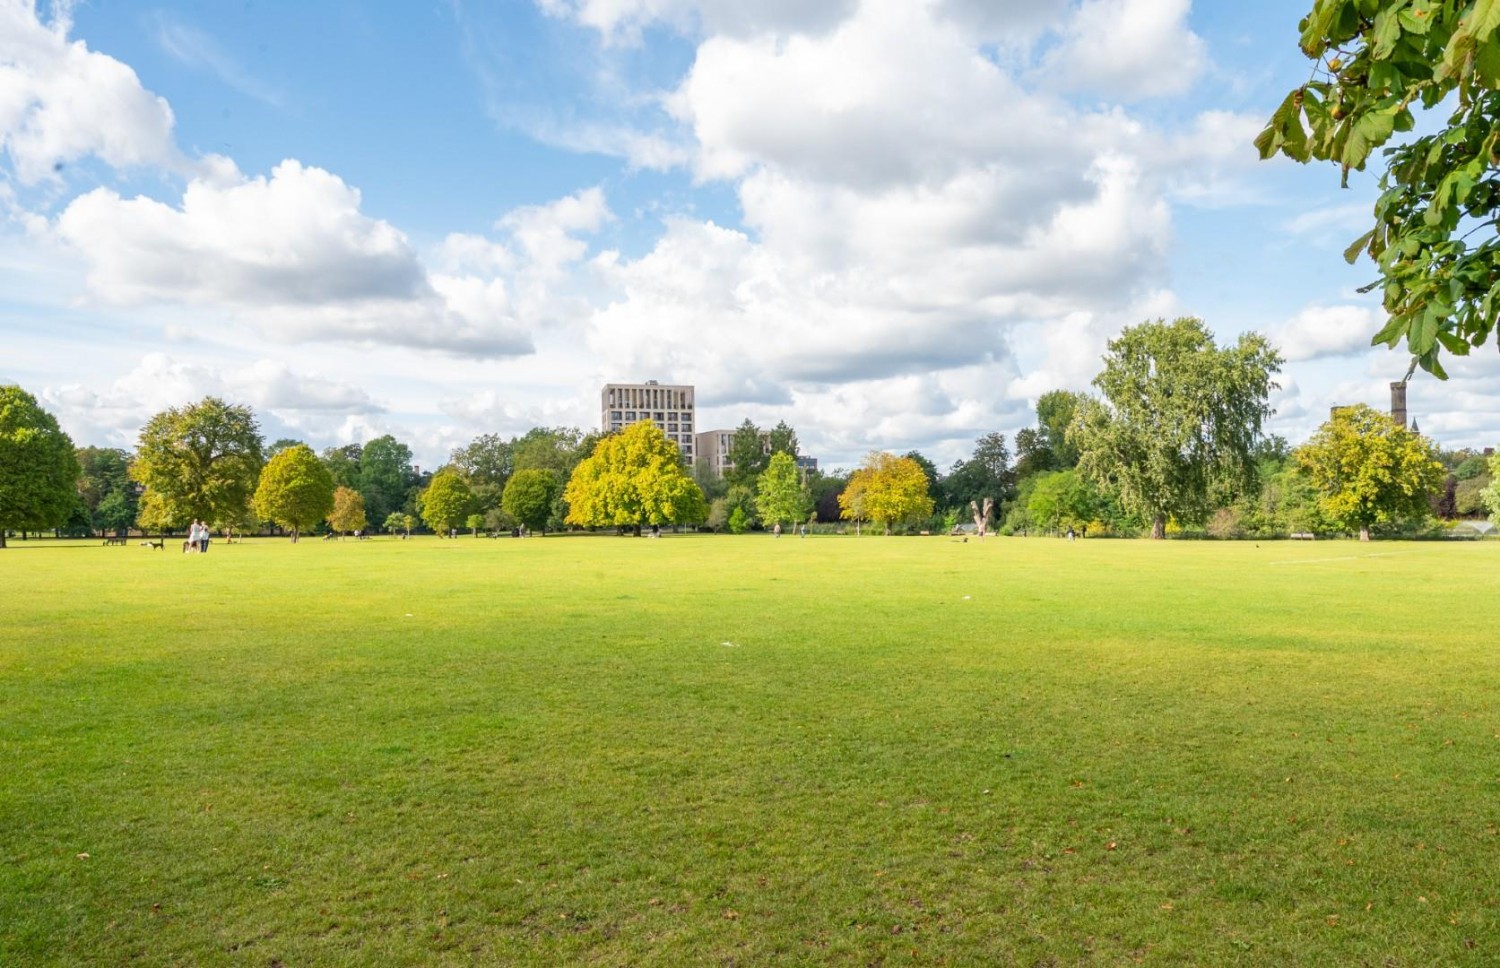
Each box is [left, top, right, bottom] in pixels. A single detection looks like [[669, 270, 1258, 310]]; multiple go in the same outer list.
[[2, 0, 1496, 470]]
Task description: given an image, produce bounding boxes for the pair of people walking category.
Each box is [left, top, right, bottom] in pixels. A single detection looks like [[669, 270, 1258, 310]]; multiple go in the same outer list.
[[183, 520, 211, 554]]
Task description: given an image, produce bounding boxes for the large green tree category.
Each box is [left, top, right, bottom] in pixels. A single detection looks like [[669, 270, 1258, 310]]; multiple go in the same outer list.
[[0, 386, 80, 548], [132, 397, 264, 534], [943, 432, 1014, 511], [419, 469, 474, 536], [75, 446, 137, 535], [357, 435, 414, 526], [321, 443, 362, 489], [512, 426, 586, 477], [767, 420, 799, 458], [1482, 451, 1500, 522], [1026, 469, 1098, 536], [451, 433, 514, 519], [1071, 318, 1282, 539], [756, 451, 812, 528], [252, 444, 335, 542], [1036, 391, 1085, 469], [1297, 404, 1446, 540], [502, 468, 561, 535], [450, 433, 514, 485], [727, 419, 769, 487], [564, 421, 706, 534], [1258, 0, 1500, 376]]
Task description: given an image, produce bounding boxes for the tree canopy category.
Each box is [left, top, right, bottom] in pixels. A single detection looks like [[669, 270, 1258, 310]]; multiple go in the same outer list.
[[419, 469, 474, 535], [942, 432, 1014, 510], [75, 446, 136, 535], [756, 451, 812, 527], [1036, 391, 1085, 469], [329, 486, 368, 535], [1483, 452, 1500, 522], [0, 386, 80, 548], [502, 468, 560, 534], [1026, 469, 1098, 535], [321, 443, 362, 489], [727, 419, 769, 487], [1296, 403, 1446, 539], [564, 421, 706, 533], [357, 435, 414, 526], [1071, 317, 1282, 539], [767, 420, 799, 458], [1257, 0, 1500, 376], [838, 452, 935, 535], [132, 397, 264, 533], [252, 444, 335, 541], [450, 433, 514, 486]]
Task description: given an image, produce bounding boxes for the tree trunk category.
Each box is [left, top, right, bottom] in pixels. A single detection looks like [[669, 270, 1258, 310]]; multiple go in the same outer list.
[[0, 532, 6, 548], [1151, 515, 1166, 540], [291, 529, 299, 543], [1359, 526, 1371, 542]]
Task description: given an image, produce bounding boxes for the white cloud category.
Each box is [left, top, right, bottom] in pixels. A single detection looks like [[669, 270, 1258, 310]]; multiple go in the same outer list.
[[537, 0, 858, 44], [540, 0, 1070, 47], [56, 159, 427, 307], [51, 160, 539, 356], [39, 353, 384, 451], [1040, 0, 1206, 100], [1273, 304, 1381, 362], [498, 186, 613, 272], [0, 0, 182, 183], [669, 1, 1120, 188]]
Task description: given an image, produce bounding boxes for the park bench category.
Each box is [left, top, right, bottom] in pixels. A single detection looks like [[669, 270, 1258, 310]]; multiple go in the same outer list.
[[1290, 532, 1316, 540], [102, 535, 127, 546]]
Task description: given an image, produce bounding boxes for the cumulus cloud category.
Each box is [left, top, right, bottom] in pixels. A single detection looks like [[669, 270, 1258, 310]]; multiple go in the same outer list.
[[1040, 0, 1207, 100], [56, 160, 427, 306], [536, 0, 858, 43], [541, 0, 1070, 47], [669, 1, 1122, 188], [52, 160, 539, 356], [1273, 304, 1381, 362], [0, 0, 182, 183], [39, 353, 384, 450]]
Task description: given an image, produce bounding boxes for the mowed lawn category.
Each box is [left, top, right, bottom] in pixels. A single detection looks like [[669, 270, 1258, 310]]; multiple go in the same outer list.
[[1, 535, 1498, 966]]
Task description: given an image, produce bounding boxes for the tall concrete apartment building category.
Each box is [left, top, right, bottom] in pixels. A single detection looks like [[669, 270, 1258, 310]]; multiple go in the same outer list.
[[601, 381, 696, 462], [695, 429, 735, 477], [695, 428, 820, 478]]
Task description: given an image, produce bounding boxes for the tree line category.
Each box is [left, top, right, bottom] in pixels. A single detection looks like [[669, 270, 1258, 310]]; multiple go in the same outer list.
[[3, 317, 1498, 546]]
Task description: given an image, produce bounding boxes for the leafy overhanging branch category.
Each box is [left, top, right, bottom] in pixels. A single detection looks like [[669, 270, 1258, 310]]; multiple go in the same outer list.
[[1257, 0, 1500, 377]]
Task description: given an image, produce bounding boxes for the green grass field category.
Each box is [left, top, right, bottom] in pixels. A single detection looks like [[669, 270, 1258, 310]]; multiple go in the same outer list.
[[2, 534, 1498, 965]]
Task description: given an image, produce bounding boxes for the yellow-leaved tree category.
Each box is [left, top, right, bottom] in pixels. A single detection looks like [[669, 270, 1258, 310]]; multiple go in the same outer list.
[[564, 421, 706, 535], [1295, 404, 1444, 541], [328, 486, 368, 536], [838, 452, 934, 535]]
